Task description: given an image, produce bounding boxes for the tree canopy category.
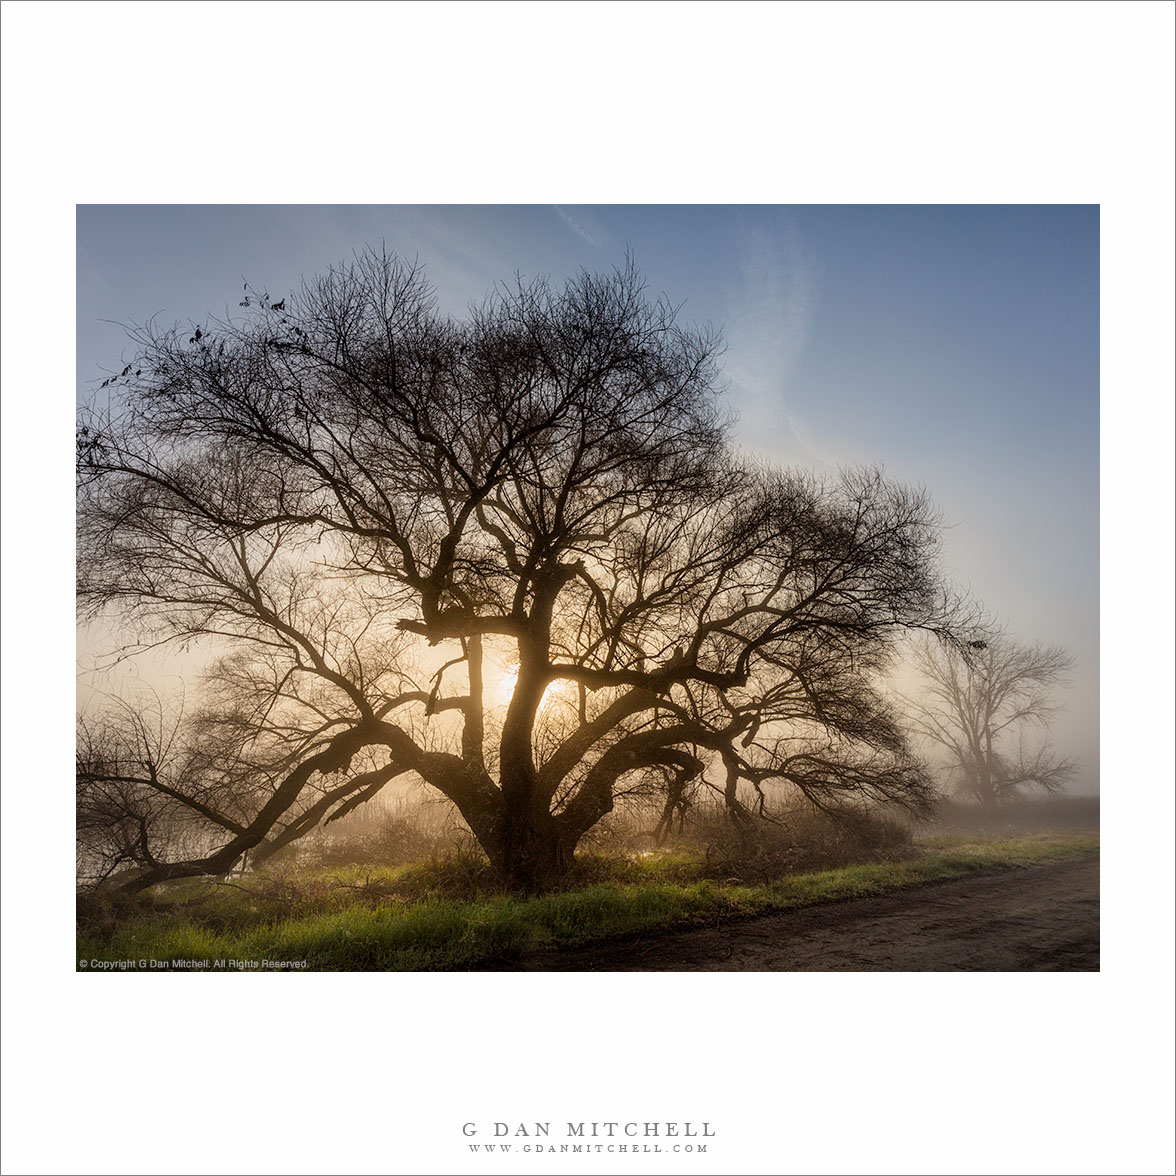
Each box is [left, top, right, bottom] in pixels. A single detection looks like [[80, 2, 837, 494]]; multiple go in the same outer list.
[[77, 250, 970, 891]]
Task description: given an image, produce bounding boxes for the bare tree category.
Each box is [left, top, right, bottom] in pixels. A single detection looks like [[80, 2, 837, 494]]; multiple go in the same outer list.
[[906, 634, 1078, 811], [76, 689, 228, 886], [78, 250, 971, 892]]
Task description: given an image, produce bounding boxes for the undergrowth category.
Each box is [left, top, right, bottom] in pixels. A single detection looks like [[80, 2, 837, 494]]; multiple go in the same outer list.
[[77, 831, 1098, 971]]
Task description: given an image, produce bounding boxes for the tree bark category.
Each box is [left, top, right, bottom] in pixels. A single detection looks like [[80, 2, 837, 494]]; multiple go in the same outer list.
[[497, 802, 575, 891]]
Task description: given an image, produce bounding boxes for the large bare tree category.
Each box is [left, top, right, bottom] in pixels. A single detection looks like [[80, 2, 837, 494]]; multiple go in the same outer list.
[[78, 250, 970, 891], [906, 635, 1078, 811]]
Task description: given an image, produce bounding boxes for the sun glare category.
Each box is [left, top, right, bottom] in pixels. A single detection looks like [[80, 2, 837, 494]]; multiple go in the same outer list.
[[487, 662, 569, 711], [497, 664, 519, 702]]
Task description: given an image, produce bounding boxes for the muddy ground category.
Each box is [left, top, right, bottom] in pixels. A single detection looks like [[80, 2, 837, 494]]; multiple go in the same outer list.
[[520, 857, 1100, 971]]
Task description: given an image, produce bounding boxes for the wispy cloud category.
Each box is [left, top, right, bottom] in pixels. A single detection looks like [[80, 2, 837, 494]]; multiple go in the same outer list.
[[722, 223, 836, 467], [553, 205, 609, 247]]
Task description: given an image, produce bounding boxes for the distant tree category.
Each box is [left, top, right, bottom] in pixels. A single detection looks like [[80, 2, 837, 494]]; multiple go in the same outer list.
[[907, 635, 1078, 811], [77, 250, 971, 892]]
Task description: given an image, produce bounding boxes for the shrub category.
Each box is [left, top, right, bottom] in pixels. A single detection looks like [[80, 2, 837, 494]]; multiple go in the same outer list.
[[683, 803, 916, 882], [269, 795, 477, 870], [926, 795, 1099, 835]]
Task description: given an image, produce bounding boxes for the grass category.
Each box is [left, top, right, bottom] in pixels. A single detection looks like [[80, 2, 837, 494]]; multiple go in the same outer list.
[[77, 831, 1098, 972]]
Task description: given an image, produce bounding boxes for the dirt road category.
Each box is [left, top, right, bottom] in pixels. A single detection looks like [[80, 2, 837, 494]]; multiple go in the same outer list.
[[521, 857, 1100, 971]]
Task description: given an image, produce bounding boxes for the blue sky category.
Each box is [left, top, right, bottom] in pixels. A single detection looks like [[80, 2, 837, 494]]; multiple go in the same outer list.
[[76, 203, 1100, 791]]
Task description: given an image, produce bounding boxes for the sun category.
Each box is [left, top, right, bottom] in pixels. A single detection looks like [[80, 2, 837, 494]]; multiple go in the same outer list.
[[486, 661, 566, 710], [496, 664, 519, 702]]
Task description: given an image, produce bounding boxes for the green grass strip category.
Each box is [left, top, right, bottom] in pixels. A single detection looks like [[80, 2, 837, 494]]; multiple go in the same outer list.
[[77, 832, 1098, 972]]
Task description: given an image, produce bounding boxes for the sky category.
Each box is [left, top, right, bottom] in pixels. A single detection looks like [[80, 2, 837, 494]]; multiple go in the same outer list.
[[77, 203, 1101, 793]]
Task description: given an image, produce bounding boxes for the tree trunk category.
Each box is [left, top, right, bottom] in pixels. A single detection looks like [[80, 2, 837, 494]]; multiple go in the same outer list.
[[450, 785, 575, 892], [494, 803, 576, 891]]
